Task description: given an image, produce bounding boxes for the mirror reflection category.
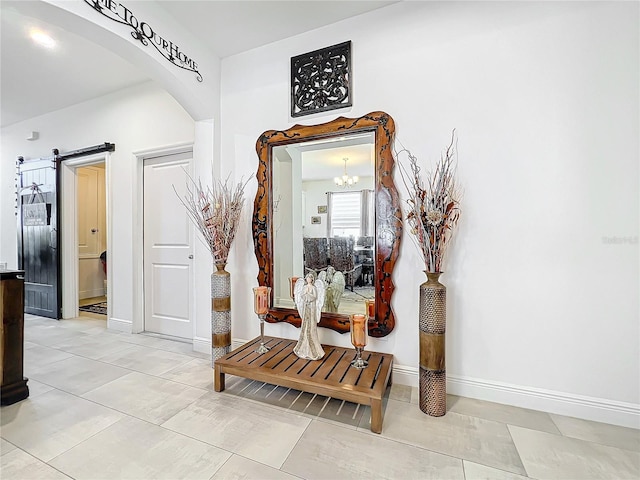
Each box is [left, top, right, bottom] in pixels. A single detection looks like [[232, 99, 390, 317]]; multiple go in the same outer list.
[[272, 132, 375, 315]]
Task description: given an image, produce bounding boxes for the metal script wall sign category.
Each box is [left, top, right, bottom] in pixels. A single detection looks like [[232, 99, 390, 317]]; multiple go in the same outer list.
[[291, 41, 352, 117], [85, 0, 202, 82]]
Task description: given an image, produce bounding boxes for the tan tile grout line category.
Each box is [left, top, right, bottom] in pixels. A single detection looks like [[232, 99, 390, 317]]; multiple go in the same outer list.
[[278, 418, 313, 475], [20, 327, 546, 479], [26, 331, 210, 388], [21, 318, 640, 478], [1, 443, 76, 479], [504, 423, 530, 478], [16, 384, 222, 475]]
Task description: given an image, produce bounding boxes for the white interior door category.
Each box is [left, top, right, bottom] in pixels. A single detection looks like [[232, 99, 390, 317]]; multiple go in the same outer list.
[[143, 152, 193, 339], [77, 165, 107, 300], [77, 166, 100, 257]]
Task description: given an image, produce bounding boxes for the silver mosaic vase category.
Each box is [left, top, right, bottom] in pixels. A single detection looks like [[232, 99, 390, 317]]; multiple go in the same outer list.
[[419, 271, 446, 417], [211, 263, 231, 364]]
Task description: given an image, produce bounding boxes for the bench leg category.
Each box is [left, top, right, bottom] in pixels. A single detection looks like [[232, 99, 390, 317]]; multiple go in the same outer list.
[[214, 364, 225, 392], [370, 398, 383, 434]]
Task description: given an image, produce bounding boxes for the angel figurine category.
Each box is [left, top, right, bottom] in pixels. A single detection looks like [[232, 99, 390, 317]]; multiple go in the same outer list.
[[293, 273, 325, 360], [318, 266, 345, 313]]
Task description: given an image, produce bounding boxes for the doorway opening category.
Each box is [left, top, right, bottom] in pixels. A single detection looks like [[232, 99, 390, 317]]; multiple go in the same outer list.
[[76, 163, 107, 318], [60, 152, 111, 322]]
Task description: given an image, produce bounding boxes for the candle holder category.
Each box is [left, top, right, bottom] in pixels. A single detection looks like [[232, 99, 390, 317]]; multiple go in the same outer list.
[[289, 277, 299, 300], [253, 286, 271, 354], [365, 299, 375, 320], [350, 314, 369, 369]]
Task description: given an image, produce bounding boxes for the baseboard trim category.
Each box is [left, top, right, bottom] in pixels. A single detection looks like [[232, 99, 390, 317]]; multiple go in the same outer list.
[[447, 373, 640, 429], [195, 337, 247, 355], [107, 317, 131, 334], [196, 337, 246, 354], [193, 336, 210, 354], [391, 364, 419, 387], [220, 338, 639, 429], [79, 288, 106, 300], [392, 365, 638, 429]]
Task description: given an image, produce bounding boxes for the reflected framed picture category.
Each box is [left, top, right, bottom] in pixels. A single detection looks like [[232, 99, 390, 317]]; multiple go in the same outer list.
[[317, 205, 327, 214], [311, 216, 321, 224]]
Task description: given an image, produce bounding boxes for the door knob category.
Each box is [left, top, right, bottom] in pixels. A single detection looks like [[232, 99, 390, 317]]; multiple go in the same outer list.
[[188, 254, 194, 259], [91, 228, 98, 234]]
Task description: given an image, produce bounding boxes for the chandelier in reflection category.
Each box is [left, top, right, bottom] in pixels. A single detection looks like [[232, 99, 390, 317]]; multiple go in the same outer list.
[[334, 158, 359, 188]]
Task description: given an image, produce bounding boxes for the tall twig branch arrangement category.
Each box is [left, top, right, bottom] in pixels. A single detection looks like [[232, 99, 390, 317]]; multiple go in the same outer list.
[[176, 173, 249, 264], [398, 130, 462, 273]]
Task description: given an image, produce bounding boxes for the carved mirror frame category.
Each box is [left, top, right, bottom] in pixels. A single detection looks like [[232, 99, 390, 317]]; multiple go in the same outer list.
[[253, 111, 401, 337]]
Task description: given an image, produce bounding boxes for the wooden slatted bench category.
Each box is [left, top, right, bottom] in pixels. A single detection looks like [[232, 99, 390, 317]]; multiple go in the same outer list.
[[214, 336, 394, 433]]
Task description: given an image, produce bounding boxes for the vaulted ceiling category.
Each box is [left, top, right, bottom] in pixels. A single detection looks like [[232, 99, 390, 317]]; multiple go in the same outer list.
[[0, 1, 396, 127]]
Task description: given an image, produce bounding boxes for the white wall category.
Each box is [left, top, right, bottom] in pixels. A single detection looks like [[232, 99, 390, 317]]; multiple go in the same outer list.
[[273, 150, 294, 305], [220, 1, 639, 426], [0, 81, 195, 327]]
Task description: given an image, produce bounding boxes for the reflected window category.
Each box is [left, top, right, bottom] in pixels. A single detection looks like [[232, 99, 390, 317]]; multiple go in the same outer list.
[[328, 190, 374, 238], [328, 191, 360, 237]]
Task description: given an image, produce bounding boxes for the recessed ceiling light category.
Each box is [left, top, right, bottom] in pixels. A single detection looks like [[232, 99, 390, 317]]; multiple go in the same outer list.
[[30, 30, 56, 49]]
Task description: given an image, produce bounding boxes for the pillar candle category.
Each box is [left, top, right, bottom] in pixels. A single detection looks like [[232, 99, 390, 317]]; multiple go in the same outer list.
[[350, 314, 367, 348]]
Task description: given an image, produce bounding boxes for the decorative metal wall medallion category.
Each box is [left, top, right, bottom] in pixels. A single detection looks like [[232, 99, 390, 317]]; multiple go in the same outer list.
[[291, 41, 352, 117], [85, 0, 203, 82]]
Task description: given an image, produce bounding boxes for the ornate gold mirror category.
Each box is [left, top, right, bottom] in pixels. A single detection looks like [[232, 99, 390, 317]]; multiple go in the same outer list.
[[253, 111, 401, 337]]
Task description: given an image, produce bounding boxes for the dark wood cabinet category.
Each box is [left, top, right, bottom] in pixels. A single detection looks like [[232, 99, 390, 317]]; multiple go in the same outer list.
[[1, 270, 29, 405]]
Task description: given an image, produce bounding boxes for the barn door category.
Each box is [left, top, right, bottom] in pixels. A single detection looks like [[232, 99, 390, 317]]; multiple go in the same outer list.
[[17, 154, 61, 319]]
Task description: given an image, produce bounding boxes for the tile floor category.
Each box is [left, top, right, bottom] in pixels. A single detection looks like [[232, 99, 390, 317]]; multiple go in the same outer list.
[[1, 314, 639, 480]]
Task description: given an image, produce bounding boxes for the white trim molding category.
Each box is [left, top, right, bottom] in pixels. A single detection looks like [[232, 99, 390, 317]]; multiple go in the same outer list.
[[232, 338, 249, 350], [193, 335, 211, 355], [391, 365, 639, 429], [221, 339, 640, 429], [391, 364, 419, 388], [131, 142, 194, 335], [107, 317, 132, 333], [446, 373, 640, 429], [60, 152, 110, 321], [79, 288, 106, 300], [149, 334, 629, 430]]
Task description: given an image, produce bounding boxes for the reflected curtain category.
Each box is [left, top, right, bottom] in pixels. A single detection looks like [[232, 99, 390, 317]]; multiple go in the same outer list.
[[326, 192, 333, 238], [361, 189, 374, 237], [326, 190, 373, 238]]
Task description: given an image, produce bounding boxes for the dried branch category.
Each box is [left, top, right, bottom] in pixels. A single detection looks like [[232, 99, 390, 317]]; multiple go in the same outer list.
[[397, 130, 462, 273], [175, 171, 250, 265]]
